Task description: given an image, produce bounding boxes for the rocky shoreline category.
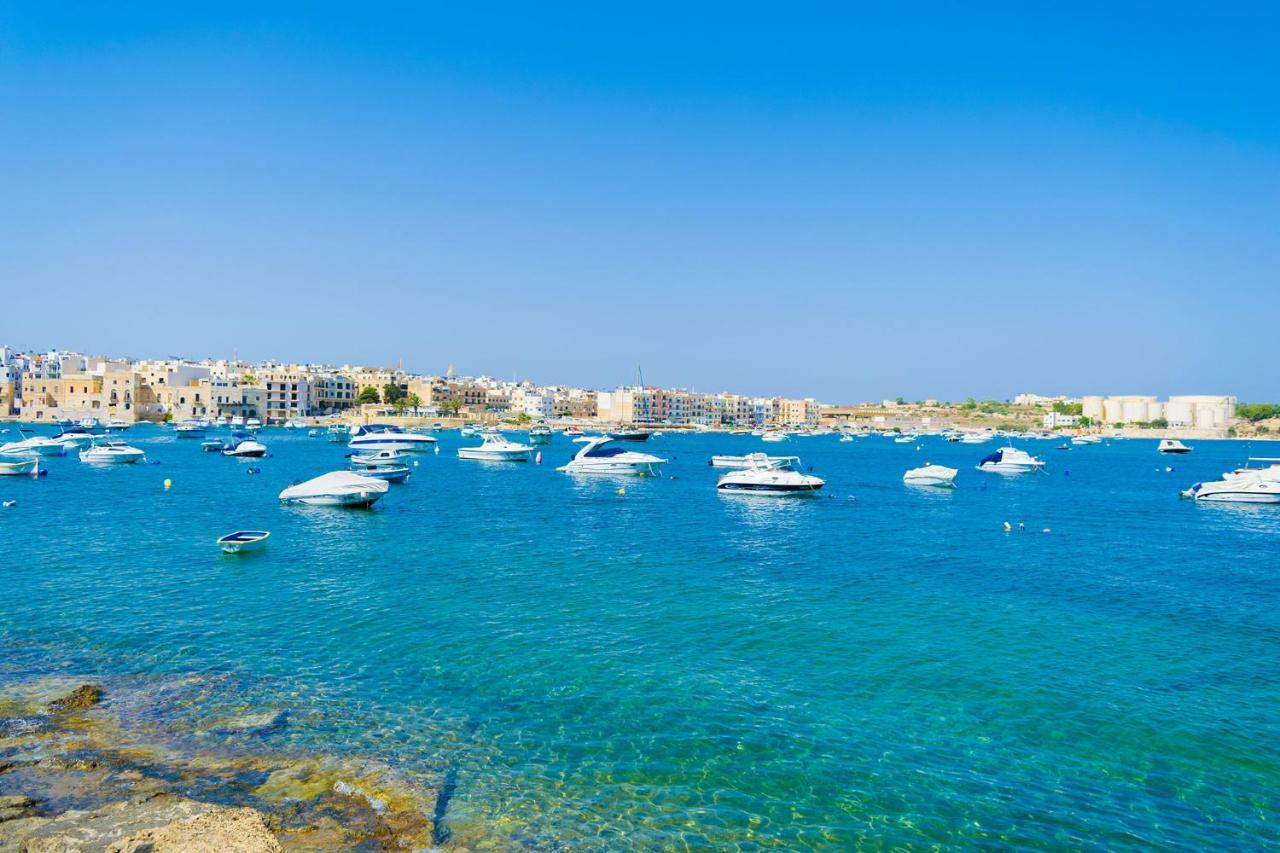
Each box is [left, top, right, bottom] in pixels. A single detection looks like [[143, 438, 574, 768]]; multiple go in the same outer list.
[[0, 674, 456, 851]]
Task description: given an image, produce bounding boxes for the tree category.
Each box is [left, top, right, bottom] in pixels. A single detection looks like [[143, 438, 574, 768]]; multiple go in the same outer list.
[[895, 396, 905, 406], [515, 411, 532, 424], [1150, 417, 1169, 429], [962, 398, 977, 410], [357, 386, 381, 405], [1053, 401, 1083, 416], [382, 382, 406, 404], [403, 393, 422, 413], [241, 374, 258, 386], [1078, 416, 1093, 428], [439, 398, 462, 416]]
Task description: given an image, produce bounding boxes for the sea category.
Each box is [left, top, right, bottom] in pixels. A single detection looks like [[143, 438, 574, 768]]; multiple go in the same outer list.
[[2, 425, 1278, 848]]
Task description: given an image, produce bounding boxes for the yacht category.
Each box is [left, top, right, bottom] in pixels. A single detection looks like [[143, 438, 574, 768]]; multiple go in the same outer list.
[[558, 436, 666, 476], [278, 471, 389, 507], [326, 424, 352, 443], [1158, 439, 1192, 454], [245, 418, 263, 432], [78, 418, 104, 434], [457, 431, 533, 462], [976, 447, 1046, 474], [104, 419, 131, 432], [460, 424, 480, 437], [284, 419, 306, 430], [175, 420, 206, 438], [0, 432, 68, 458], [1223, 458, 1280, 482], [1072, 435, 1102, 446], [960, 432, 994, 444], [229, 416, 246, 428], [0, 457, 40, 477], [894, 433, 918, 444], [350, 448, 406, 466], [1183, 476, 1280, 503], [716, 456, 824, 495], [529, 424, 553, 445], [222, 436, 268, 458], [563, 427, 584, 437], [710, 452, 787, 469], [348, 423, 437, 453], [761, 431, 788, 443], [79, 439, 146, 464], [903, 464, 959, 487]]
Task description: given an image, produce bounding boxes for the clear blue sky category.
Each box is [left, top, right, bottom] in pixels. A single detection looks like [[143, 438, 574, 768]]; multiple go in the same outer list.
[[1, 3, 1277, 401]]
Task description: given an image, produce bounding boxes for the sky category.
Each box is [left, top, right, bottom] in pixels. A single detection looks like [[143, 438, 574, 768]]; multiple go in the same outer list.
[[1, 2, 1277, 402]]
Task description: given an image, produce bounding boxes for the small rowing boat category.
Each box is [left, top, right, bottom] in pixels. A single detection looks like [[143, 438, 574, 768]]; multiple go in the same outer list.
[[216, 530, 271, 553]]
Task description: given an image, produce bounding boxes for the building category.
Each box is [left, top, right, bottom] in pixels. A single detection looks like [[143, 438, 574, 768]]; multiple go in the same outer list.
[[1043, 412, 1079, 429]]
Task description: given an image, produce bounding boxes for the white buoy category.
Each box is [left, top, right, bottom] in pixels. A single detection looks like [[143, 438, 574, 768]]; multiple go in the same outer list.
[[434, 446, 440, 455], [163, 478, 172, 491], [535, 451, 542, 464]]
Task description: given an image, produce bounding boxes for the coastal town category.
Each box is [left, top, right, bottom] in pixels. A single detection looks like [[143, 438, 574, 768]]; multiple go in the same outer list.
[[0, 346, 1265, 439]]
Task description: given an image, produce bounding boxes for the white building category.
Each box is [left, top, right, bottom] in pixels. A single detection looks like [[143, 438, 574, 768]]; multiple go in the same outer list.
[[1043, 412, 1079, 429]]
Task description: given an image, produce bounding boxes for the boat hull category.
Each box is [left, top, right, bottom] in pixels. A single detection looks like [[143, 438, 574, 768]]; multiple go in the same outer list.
[[285, 492, 383, 508], [717, 482, 823, 495], [458, 448, 531, 461], [904, 476, 956, 487], [0, 459, 39, 476], [558, 460, 662, 476], [349, 465, 411, 482]]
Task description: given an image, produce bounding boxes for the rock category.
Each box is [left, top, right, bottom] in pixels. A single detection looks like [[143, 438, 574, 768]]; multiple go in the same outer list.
[[17, 793, 222, 852], [0, 815, 52, 847], [207, 711, 287, 736], [48, 685, 104, 712], [0, 794, 37, 821], [107, 806, 281, 852]]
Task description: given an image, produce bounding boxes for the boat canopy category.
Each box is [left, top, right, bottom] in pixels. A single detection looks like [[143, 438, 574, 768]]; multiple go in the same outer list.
[[279, 471, 389, 501], [979, 451, 1003, 466]]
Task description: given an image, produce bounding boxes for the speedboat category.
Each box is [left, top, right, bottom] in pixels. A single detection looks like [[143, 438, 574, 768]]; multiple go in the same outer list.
[[78, 418, 104, 433], [217, 530, 271, 554], [1223, 458, 1280, 482], [0, 457, 39, 477], [245, 418, 262, 432], [761, 431, 788, 443], [976, 447, 1046, 474], [348, 423, 437, 453], [284, 419, 306, 429], [460, 424, 480, 437], [557, 436, 666, 476], [960, 432, 994, 444], [1, 432, 68, 458], [350, 449, 406, 465], [894, 433, 918, 444], [608, 428, 651, 442], [904, 464, 959, 487], [104, 419, 130, 432], [175, 420, 206, 438], [1183, 476, 1280, 503], [201, 438, 227, 453], [326, 424, 351, 443], [529, 425, 553, 445], [716, 456, 824, 495], [229, 416, 245, 428], [1072, 435, 1102, 445], [458, 431, 532, 462], [53, 427, 98, 449], [223, 437, 268, 458], [839, 434, 855, 443], [279, 471, 389, 507], [710, 452, 787, 469], [79, 440, 146, 464], [1158, 439, 1192, 454], [563, 427, 584, 437], [348, 460, 412, 482]]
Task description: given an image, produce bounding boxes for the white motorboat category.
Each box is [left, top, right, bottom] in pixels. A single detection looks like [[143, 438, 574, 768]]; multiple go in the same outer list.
[[217, 530, 271, 554], [104, 419, 130, 432], [201, 438, 227, 452], [284, 419, 306, 429], [529, 425, 553, 445], [976, 447, 1046, 474], [326, 424, 351, 443], [348, 461, 412, 482], [458, 431, 532, 462], [1158, 439, 1192, 454], [0, 432, 68, 457], [558, 436, 666, 476], [460, 424, 481, 437], [1071, 435, 1102, 446], [175, 420, 206, 438], [903, 464, 959, 487], [563, 427, 584, 437], [0, 457, 39, 477], [53, 428, 98, 449], [1183, 476, 1280, 504], [960, 432, 994, 444], [348, 423, 437, 453], [78, 418, 104, 433], [79, 440, 146, 464], [349, 449, 406, 465], [229, 416, 245, 428], [761, 431, 788, 443], [1223, 458, 1280, 482], [717, 455, 824, 495], [222, 438, 268, 458], [710, 452, 787, 469], [279, 471, 389, 507], [894, 433, 918, 444], [245, 418, 262, 432]]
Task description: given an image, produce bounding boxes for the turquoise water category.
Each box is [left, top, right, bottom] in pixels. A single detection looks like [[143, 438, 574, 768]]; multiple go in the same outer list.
[[3, 427, 1279, 848]]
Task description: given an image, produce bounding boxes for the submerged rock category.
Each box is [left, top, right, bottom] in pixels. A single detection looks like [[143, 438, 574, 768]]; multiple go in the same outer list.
[[49, 685, 105, 713], [207, 710, 288, 736], [0, 793, 38, 821]]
